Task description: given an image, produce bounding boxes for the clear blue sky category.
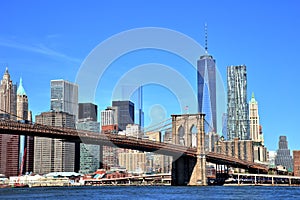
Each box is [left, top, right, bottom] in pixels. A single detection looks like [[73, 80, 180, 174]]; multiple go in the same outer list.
[[0, 0, 299, 151]]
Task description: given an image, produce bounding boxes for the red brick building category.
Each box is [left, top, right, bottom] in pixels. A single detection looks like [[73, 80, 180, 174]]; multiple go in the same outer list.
[[0, 134, 20, 177], [293, 151, 300, 176]]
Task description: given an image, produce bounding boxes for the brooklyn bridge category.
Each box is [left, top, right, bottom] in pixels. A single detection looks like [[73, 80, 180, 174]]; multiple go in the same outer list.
[[0, 113, 268, 186]]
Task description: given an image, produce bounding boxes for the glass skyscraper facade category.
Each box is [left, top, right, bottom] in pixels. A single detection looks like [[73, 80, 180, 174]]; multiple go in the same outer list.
[[112, 100, 134, 131], [197, 54, 217, 133], [50, 80, 78, 119], [77, 102, 100, 174], [227, 65, 250, 140], [77, 118, 100, 174]]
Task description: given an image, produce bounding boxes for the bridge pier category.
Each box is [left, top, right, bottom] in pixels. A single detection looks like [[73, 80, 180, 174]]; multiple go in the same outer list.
[[188, 154, 207, 186], [171, 156, 196, 186], [74, 142, 80, 172], [99, 145, 103, 169], [171, 114, 207, 186]]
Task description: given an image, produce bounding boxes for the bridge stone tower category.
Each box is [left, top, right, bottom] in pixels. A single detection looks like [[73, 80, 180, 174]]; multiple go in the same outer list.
[[171, 113, 206, 186]]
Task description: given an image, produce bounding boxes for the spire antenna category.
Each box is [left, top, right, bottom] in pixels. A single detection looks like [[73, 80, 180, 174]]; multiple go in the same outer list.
[[205, 23, 208, 54]]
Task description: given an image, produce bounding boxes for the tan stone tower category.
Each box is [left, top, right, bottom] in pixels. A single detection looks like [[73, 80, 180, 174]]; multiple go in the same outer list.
[[0, 67, 17, 118], [249, 92, 263, 144], [17, 77, 28, 121], [0, 67, 19, 177]]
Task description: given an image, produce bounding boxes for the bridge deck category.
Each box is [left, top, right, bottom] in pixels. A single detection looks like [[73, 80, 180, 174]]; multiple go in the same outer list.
[[0, 120, 268, 172]]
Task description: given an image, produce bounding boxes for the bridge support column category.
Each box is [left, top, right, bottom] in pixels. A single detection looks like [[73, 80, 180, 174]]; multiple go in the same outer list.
[[99, 145, 103, 169], [188, 154, 206, 186], [74, 142, 80, 172], [171, 113, 207, 186], [188, 114, 206, 186], [171, 156, 196, 186]]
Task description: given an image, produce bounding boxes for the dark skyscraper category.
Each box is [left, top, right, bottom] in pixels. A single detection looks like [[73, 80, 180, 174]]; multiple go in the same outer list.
[[112, 100, 134, 131], [79, 103, 97, 121], [197, 25, 217, 132]]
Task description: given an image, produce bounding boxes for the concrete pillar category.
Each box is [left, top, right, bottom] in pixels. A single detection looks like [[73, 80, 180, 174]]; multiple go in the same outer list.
[[172, 156, 196, 186], [172, 115, 177, 144], [99, 145, 103, 169], [188, 114, 206, 186], [74, 142, 81, 172], [234, 138, 239, 159]]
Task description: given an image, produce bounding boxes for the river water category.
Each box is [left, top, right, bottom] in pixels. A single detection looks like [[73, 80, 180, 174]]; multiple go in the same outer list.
[[0, 186, 300, 199]]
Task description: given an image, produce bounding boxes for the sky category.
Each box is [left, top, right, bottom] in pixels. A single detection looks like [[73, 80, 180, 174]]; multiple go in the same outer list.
[[0, 0, 299, 151]]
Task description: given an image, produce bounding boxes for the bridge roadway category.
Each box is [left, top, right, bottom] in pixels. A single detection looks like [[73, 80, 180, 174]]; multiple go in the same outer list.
[[0, 120, 268, 172]]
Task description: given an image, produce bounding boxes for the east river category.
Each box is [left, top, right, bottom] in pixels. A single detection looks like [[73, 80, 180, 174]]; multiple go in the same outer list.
[[1, 186, 300, 199]]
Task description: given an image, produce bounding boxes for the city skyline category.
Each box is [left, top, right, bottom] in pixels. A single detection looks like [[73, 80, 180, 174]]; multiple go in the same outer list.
[[0, 1, 300, 152]]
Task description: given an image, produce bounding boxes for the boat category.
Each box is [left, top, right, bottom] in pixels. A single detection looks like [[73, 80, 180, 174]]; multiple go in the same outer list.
[[13, 183, 29, 188]]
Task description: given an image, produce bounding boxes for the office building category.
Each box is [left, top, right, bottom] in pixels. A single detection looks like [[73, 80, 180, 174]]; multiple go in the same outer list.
[[34, 111, 76, 174], [197, 25, 217, 132], [77, 118, 100, 174], [119, 151, 146, 173], [77, 103, 100, 174], [101, 106, 120, 169], [16, 78, 34, 174], [101, 106, 118, 130], [33, 79, 79, 174], [268, 151, 277, 168], [293, 151, 300, 176], [249, 93, 263, 143], [78, 103, 97, 121], [125, 124, 142, 138], [50, 80, 78, 119], [112, 100, 134, 131], [275, 136, 293, 171], [0, 68, 19, 177], [227, 65, 250, 140]]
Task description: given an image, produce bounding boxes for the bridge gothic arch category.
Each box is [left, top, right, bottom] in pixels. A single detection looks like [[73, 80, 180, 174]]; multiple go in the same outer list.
[[172, 114, 205, 149], [190, 125, 197, 148], [171, 113, 207, 186], [178, 125, 185, 146]]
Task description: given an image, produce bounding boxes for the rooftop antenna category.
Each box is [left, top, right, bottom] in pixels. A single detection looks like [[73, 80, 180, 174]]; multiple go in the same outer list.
[[205, 23, 208, 54]]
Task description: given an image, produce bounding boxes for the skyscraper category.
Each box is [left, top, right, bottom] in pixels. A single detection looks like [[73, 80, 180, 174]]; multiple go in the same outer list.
[[249, 93, 263, 143], [50, 80, 78, 119], [34, 79, 78, 174], [101, 106, 120, 169], [77, 103, 100, 174], [34, 111, 76, 174], [0, 67, 19, 177], [78, 103, 97, 121], [101, 106, 118, 130], [112, 100, 134, 131], [0, 67, 17, 119], [227, 65, 250, 140], [197, 25, 217, 132], [275, 136, 293, 171], [16, 78, 34, 174]]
